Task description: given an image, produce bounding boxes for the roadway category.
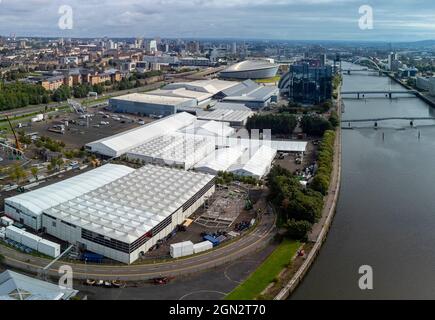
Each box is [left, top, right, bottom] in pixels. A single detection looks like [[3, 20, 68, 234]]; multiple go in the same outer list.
[[0, 208, 276, 281]]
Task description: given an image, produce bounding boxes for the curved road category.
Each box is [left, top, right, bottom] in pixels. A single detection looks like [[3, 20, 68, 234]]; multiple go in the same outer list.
[[0, 213, 276, 281]]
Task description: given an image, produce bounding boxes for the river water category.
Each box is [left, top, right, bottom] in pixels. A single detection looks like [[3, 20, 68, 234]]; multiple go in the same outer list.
[[292, 62, 435, 299]]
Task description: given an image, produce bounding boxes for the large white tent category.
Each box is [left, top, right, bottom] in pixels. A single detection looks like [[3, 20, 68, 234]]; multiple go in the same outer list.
[[230, 145, 277, 179], [126, 132, 215, 170], [194, 147, 246, 175], [42, 165, 215, 264], [85, 112, 196, 158], [4, 164, 134, 230]]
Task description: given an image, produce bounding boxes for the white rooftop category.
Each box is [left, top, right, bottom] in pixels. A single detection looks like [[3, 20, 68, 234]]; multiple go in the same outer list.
[[197, 109, 253, 123], [86, 112, 197, 157], [44, 165, 215, 244], [230, 145, 277, 178], [110, 93, 195, 106], [147, 88, 213, 103], [180, 120, 235, 137], [216, 137, 308, 153], [5, 164, 134, 217], [127, 132, 215, 169], [164, 79, 240, 95], [194, 147, 246, 175]]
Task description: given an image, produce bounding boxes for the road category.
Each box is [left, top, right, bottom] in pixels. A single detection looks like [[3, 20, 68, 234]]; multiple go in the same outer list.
[[0, 210, 276, 281]]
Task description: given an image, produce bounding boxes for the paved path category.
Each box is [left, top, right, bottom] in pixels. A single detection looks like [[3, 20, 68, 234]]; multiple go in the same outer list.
[[0, 211, 276, 281]]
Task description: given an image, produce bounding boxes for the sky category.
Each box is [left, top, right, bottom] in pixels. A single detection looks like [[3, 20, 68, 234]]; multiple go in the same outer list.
[[0, 0, 435, 41]]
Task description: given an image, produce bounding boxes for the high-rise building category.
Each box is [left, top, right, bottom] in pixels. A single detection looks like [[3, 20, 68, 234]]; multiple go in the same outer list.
[[278, 62, 333, 104], [146, 39, 158, 53]]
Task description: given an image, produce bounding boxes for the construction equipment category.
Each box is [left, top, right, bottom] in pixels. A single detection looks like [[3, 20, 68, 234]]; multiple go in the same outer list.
[[5, 115, 22, 153]]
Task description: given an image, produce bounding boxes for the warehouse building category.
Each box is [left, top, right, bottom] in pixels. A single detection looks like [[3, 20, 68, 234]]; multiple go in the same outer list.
[[180, 120, 235, 137], [229, 145, 277, 179], [86, 112, 196, 158], [197, 108, 253, 127], [4, 164, 135, 230], [194, 147, 246, 175], [42, 165, 215, 264], [147, 88, 213, 106], [221, 86, 279, 109], [126, 132, 215, 170], [108, 93, 197, 117]]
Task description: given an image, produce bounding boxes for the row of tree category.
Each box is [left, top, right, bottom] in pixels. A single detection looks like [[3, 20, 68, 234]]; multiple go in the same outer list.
[[246, 114, 298, 135], [267, 165, 324, 240], [0, 82, 49, 110], [310, 130, 336, 195]]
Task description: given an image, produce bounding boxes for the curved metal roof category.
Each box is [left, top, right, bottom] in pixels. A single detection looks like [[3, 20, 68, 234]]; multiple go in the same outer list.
[[222, 60, 277, 73]]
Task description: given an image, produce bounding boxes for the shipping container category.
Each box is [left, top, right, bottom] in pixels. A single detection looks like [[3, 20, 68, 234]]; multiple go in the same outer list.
[[203, 235, 220, 247], [5, 226, 25, 243], [1, 216, 14, 227], [170, 241, 194, 258], [38, 239, 61, 258], [193, 241, 213, 254], [21, 232, 42, 251]]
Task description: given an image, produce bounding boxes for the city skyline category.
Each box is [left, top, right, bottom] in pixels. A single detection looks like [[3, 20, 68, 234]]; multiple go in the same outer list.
[[1, 0, 435, 41]]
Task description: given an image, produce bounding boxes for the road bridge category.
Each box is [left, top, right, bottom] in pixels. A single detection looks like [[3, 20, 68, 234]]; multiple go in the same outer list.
[[341, 90, 417, 99]]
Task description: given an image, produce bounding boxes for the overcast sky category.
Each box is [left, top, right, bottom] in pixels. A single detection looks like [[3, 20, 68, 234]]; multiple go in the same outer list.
[[0, 0, 434, 41]]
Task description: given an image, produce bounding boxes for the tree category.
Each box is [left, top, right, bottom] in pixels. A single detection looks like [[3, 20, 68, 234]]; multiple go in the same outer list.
[[301, 114, 333, 136], [30, 167, 39, 181], [285, 219, 313, 240], [8, 164, 27, 184]]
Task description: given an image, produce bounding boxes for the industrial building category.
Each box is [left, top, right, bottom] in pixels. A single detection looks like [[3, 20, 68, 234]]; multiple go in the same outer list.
[[214, 79, 279, 109], [108, 93, 197, 117], [0, 270, 78, 300], [4, 164, 135, 230], [86, 112, 197, 158], [220, 60, 279, 80], [126, 132, 215, 170], [42, 165, 215, 264], [229, 145, 277, 179], [194, 147, 246, 175], [197, 108, 253, 126]]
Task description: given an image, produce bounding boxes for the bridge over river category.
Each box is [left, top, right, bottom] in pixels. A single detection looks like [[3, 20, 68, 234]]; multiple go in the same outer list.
[[341, 90, 417, 99]]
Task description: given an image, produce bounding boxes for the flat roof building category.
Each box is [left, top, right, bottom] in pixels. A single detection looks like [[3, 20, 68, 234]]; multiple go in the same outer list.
[[108, 93, 197, 117], [86, 112, 197, 158], [197, 108, 253, 127], [229, 145, 277, 179], [126, 132, 215, 170], [4, 164, 135, 230], [42, 165, 215, 264]]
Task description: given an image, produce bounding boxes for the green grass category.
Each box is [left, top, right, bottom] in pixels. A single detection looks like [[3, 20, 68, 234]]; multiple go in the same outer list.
[[225, 239, 300, 300]]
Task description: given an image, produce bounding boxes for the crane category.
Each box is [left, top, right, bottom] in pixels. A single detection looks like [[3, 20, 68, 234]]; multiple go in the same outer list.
[[5, 115, 22, 153]]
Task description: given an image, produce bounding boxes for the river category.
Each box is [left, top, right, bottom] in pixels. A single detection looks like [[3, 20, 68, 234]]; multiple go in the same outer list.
[[292, 62, 435, 299]]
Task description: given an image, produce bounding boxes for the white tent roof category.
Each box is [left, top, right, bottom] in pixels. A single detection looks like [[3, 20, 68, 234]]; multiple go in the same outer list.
[[86, 112, 196, 157], [216, 137, 308, 153], [0, 270, 77, 300], [127, 132, 215, 169], [44, 165, 215, 244], [180, 120, 235, 137], [230, 145, 277, 178], [194, 147, 245, 174], [147, 88, 213, 103], [5, 164, 134, 218]]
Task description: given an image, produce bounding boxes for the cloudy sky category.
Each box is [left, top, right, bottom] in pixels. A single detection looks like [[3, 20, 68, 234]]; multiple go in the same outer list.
[[0, 0, 434, 41]]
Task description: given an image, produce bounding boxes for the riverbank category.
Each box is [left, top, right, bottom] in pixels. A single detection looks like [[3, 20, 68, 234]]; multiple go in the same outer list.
[[386, 73, 435, 108], [273, 91, 343, 300]]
